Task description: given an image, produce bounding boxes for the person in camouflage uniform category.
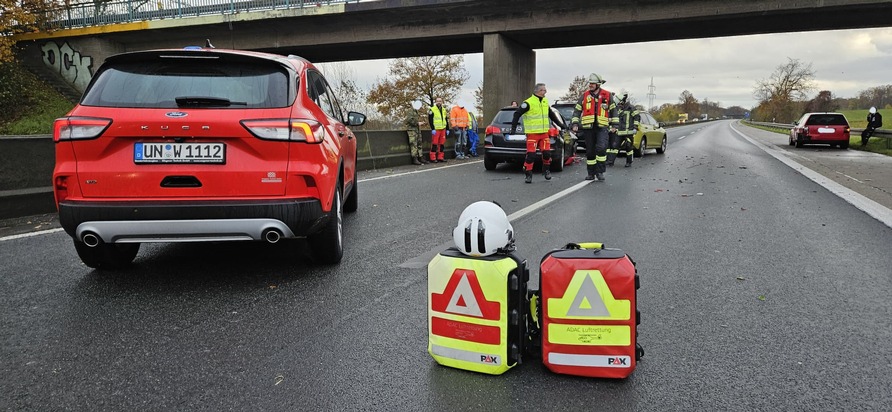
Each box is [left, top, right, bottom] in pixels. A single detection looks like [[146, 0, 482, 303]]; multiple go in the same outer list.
[[406, 107, 428, 165]]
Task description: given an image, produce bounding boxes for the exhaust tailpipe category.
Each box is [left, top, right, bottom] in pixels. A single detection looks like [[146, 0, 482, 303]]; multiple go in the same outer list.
[[82, 232, 101, 248], [263, 229, 282, 244]]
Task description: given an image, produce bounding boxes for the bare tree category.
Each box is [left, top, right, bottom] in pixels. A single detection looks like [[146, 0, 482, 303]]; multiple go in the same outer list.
[[857, 84, 892, 109], [753, 58, 815, 122], [317, 62, 375, 117], [559, 75, 587, 103], [473, 80, 483, 120]]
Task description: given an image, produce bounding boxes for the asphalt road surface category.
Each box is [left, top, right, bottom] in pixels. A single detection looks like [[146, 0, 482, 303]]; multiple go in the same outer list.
[[2, 120, 891, 411]]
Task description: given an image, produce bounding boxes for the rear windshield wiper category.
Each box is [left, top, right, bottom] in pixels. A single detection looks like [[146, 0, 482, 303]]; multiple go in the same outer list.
[[175, 96, 248, 107]]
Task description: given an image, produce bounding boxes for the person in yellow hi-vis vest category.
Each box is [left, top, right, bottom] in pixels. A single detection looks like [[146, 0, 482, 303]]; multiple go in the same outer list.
[[428, 97, 450, 162], [509, 83, 567, 184]]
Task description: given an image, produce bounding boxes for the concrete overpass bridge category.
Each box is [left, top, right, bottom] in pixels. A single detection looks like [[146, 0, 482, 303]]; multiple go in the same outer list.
[[13, 0, 892, 119]]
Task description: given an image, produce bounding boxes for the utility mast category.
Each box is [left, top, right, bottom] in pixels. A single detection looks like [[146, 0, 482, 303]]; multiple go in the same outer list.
[[647, 77, 656, 111]]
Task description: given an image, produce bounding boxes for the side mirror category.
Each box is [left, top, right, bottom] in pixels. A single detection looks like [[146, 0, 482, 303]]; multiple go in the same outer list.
[[346, 111, 366, 126]]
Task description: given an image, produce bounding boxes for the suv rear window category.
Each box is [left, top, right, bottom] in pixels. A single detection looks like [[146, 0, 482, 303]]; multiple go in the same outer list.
[[553, 105, 574, 124], [492, 109, 517, 124], [805, 114, 848, 126], [81, 60, 290, 109]]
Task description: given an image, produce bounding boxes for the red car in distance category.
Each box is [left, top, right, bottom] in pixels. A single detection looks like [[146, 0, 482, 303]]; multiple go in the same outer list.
[[790, 112, 851, 149]]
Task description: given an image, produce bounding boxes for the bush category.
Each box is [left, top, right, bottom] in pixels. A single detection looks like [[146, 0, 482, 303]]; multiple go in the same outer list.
[[0, 62, 74, 134]]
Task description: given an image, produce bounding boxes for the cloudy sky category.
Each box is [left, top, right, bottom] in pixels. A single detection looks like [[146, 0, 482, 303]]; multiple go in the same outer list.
[[324, 27, 891, 113]]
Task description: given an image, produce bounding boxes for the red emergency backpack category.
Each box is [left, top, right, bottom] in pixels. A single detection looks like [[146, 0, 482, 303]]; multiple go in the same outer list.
[[537, 242, 643, 378]]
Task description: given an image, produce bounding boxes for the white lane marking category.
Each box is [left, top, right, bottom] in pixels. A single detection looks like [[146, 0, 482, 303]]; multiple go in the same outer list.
[[399, 179, 594, 269], [506, 180, 593, 221], [730, 122, 892, 229], [678, 136, 686, 140], [0, 228, 64, 242], [360, 160, 480, 183]]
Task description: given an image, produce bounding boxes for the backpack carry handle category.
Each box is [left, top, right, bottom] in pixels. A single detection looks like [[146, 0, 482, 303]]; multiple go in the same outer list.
[[564, 242, 605, 250]]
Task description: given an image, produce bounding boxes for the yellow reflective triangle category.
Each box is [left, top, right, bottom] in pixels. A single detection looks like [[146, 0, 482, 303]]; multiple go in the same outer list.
[[548, 270, 630, 320]]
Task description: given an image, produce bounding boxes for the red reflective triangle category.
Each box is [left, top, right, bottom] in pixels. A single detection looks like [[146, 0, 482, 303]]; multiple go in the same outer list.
[[456, 295, 467, 308]]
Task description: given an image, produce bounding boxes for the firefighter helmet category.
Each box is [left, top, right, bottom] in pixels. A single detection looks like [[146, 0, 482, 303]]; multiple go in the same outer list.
[[870, 106, 877, 114], [452, 201, 514, 257], [588, 73, 605, 85]]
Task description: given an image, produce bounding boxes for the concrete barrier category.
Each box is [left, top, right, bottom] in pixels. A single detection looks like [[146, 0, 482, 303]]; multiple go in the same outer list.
[[0, 130, 475, 219]]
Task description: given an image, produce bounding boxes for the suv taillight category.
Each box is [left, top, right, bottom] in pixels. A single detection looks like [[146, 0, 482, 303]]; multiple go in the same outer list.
[[241, 119, 325, 143], [485, 125, 500, 135], [53, 117, 111, 142]]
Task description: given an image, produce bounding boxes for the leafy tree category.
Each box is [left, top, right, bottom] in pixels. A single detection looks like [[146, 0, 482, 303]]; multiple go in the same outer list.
[[724, 106, 749, 119], [559, 75, 587, 103], [652, 103, 681, 124], [678, 90, 699, 118], [697, 98, 720, 119], [1, 0, 58, 62], [367, 55, 469, 125], [753, 57, 815, 122], [804, 90, 837, 113]]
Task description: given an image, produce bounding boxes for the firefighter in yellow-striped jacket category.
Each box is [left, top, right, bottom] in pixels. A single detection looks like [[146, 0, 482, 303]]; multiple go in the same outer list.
[[571, 73, 618, 181], [615, 91, 640, 167]]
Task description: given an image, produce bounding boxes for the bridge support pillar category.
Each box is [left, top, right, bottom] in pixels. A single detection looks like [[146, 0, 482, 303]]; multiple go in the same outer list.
[[483, 33, 534, 123]]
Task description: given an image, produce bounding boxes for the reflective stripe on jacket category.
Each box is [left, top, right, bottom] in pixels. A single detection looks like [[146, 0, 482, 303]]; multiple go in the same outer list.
[[572, 89, 615, 128], [617, 108, 640, 136], [450, 106, 470, 128]]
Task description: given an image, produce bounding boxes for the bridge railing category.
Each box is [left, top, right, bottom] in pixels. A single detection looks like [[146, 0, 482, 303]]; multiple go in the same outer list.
[[43, 0, 350, 30]]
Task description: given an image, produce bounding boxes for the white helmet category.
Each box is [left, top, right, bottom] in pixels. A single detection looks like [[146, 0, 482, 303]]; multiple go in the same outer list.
[[870, 107, 877, 114], [452, 201, 514, 257], [588, 73, 605, 85]]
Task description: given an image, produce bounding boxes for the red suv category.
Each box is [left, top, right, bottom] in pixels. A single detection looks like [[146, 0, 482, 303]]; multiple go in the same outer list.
[[53, 47, 365, 269], [790, 112, 851, 149]]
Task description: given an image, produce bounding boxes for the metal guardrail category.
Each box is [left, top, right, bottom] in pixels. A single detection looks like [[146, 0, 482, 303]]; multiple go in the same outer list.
[[40, 0, 352, 30], [744, 120, 892, 149]]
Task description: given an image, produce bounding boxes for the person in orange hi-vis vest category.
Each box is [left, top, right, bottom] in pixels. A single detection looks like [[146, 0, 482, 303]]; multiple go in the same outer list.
[[450, 104, 470, 159]]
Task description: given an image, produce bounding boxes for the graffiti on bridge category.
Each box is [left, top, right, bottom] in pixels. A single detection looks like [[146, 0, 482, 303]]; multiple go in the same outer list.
[[40, 42, 93, 92]]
